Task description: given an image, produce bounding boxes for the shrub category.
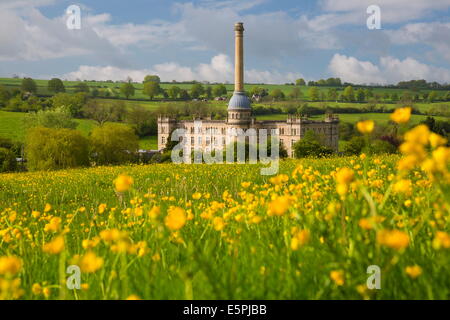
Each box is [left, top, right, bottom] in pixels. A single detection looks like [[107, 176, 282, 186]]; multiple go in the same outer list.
[[25, 127, 89, 171], [0, 147, 17, 172], [293, 130, 333, 158], [90, 124, 139, 165]]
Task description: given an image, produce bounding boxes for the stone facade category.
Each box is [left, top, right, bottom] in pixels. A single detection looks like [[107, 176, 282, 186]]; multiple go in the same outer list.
[[157, 22, 339, 157], [157, 114, 339, 157]]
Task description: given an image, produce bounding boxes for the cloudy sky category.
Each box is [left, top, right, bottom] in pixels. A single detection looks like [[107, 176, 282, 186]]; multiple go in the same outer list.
[[1, 0, 450, 84]]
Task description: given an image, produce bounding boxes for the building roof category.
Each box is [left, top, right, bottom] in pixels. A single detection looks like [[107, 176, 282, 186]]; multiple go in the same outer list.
[[228, 91, 251, 110]]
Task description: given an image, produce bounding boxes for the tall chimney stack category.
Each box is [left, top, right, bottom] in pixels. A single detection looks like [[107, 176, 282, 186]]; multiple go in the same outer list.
[[228, 22, 251, 111], [234, 22, 244, 92]]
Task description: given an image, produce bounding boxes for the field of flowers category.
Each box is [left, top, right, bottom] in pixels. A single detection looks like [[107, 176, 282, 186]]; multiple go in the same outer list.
[[0, 109, 449, 300]]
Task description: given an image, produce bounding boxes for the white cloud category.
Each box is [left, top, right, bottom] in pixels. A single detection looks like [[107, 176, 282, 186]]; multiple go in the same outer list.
[[63, 54, 303, 84], [321, 0, 450, 23], [329, 53, 450, 84], [0, 7, 119, 61], [388, 22, 450, 62], [328, 54, 384, 84]]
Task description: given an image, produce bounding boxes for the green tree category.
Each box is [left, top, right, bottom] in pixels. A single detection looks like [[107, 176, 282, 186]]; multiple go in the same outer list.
[[212, 84, 227, 97], [295, 78, 306, 86], [47, 78, 65, 93], [82, 100, 124, 126], [0, 147, 17, 172], [143, 81, 161, 100], [0, 85, 11, 108], [25, 127, 89, 170], [74, 82, 90, 93], [327, 88, 338, 101], [179, 89, 190, 100], [205, 86, 212, 99], [342, 136, 366, 155], [167, 86, 181, 99], [28, 106, 78, 129], [342, 86, 355, 102], [126, 105, 156, 137], [356, 88, 366, 102], [120, 82, 135, 99], [288, 87, 302, 100], [191, 83, 204, 99], [270, 89, 285, 101], [428, 91, 438, 102], [21, 78, 37, 94], [293, 130, 333, 158], [52, 92, 88, 117], [308, 87, 319, 101], [143, 75, 161, 83], [90, 123, 139, 165]]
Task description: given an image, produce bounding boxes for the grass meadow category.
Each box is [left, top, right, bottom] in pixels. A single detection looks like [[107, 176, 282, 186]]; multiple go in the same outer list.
[[0, 150, 449, 299]]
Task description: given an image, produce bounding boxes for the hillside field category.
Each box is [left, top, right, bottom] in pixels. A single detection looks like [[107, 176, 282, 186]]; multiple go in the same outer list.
[[1, 77, 444, 101], [0, 153, 449, 299]]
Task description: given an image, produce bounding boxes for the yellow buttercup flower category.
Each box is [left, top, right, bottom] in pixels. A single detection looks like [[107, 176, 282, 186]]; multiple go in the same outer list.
[[44, 217, 62, 232], [404, 125, 430, 145], [432, 231, 450, 249], [165, 207, 187, 231], [377, 229, 410, 250], [31, 283, 42, 295], [356, 120, 374, 134], [192, 192, 202, 200], [290, 229, 310, 250], [330, 270, 344, 286], [213, 217, 225, 231], [114, 174, 133, 192], [267, 196, 291, 216], [393, 179, 412, 196], [0, 256, 22, 276], [42, 236, 65, 254], [390, 107, 411, 124], [405, 265, 422, 279], [429, 133, 447, 148], [241, 182, 251, 188], [335, 168, 354, 185], [98, 203, 107, 214], [44, 203, 52, 213], [80, 252, 104, 273]]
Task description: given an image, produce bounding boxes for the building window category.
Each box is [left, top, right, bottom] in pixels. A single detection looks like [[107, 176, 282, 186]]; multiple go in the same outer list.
[[291, 140, 296, 147], [222, 137, 226, 145], [191, 137, 194, 145], [292, 128, 297, 135], [280, 128, 285, 135], [206, 137, 210, 146], [198, 137, 202, 145], [280, 139, 284, 145], [161, 137, 166, 144], [190, 127, 194, 134]]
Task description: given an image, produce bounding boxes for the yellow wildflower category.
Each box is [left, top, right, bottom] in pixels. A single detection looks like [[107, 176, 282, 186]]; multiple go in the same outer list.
[[356, 120, 374, 134], [390, 107, 411, 124], [114, 174, 133, 192], [405, 265, 422, 279], [330, 270, 344, 286], [165, 207, 187, 231], [42, 236, 65, 254], [0, 256, 22, 276], [80, 252, 104, 273], [377, 229, 410, 250]]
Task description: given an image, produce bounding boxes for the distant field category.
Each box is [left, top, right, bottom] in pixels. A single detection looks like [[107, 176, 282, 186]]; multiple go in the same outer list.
[[1, 77, 446, 101], [257, 113, 448, 124], [0, 111, 157, 149]]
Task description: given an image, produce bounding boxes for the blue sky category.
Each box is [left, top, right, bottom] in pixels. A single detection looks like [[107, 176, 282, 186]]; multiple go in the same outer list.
[[1, 0, 450, 84]]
